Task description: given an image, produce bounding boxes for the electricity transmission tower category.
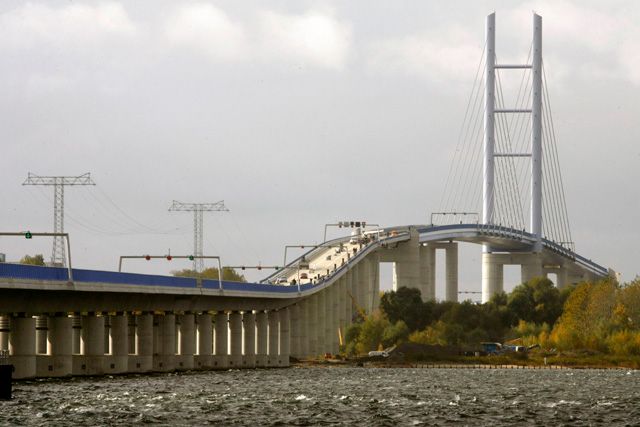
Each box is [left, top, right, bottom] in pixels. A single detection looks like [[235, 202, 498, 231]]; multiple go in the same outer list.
[[23, 172, 95, 266], [168, 200, 229, 272]]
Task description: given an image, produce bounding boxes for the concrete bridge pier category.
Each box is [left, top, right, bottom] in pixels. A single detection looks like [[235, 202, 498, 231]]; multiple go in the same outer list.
[[109, 313, 128, 373], [289, 304, 300, 359], [214, 311, 228, 369], [133, 312, 153, 372], [482, 252, 504, 303], [242, 311, 256, 368], [0, 316, 9, 351], [370, 252, 381, 312], [255, 310, 268, 367], [358, 259, 370, 314], [298, 299, 309, 358], [278, 308, 290, 366], [154, 313, 176, 372], [391, 229, 421, 292], [80, 314, 105, 375], [338, 277, 347, 348], [419, 244, 436, 301], [316, 292, 326, 354], [42, 314, 72, 377], [71, 315, 81, 355], [331, 283, 340, 354], [9, 315, 36, 379], [267, 310, 279, 366], [35, 315, 48, 355], [323, 289, 333, 355], [349, 267, 359, 314], [521, 254, 543, 283], [177, 313, 195, 370], [229, 311, 243, 368], [445, 243, 459, 302], [127, 315, 136, 356], [195, 313, 212, 369]]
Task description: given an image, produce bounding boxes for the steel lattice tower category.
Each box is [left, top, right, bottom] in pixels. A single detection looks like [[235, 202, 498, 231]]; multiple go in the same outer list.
[[22, 172, 95, 266], [169, 200, 229, 272]]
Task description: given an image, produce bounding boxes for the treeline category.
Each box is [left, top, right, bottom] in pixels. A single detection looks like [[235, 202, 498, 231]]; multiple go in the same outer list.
[[344, 277, 640, 357], [172, 267, 246, 282]]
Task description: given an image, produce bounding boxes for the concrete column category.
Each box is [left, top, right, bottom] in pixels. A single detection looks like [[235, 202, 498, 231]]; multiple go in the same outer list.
[[9, 316, 36, 379], [344, 274, 352, 327], [103, 316, 111, 355], [324, 289, 333, 355], [46, 314, 72, 377], [371, 252, 381, 312], [307, 295, 317, 358], [127, 316, 136, 355], [70, 315, 81, 354], [256, 311, 268, 367], [268, 310, 279, 366], [316, 292, 326, 355], [392, 229, 421, 291], [214, 311, 228, 369], [0, 316, 9, 351], [109, 313, 128, 373], [243, 311, 256, 368], [445, 243, 459, 302], [229, 311, 242, 368], [81, 314, 105, 375], [155, 313, 175, 371], [152, 315, 160, 356], [350, 266, 359, 309], [482, 253, 504, 303], [419, 245, 436, 301], [338, 278, 347, 348], [35, 315, 48, 354], [134, 312, 153, 372], [195, 313, 212, 369], [289, 304, 300, 359], [331, 283, 340, 354], [521, 254, 543, 283], [298, 299, 309, 358], [555, 268, 568, 289], [359, 258, 370, 313], [278, 308, 290, 367], [178, 313, 195, 370]]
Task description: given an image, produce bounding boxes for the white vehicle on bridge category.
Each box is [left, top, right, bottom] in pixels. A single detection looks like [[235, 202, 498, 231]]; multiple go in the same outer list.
[[349, 227, 363, 244]]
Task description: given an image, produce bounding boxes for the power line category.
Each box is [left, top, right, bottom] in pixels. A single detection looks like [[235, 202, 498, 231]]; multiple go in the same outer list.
[[169, 200, 229, 272], [22, 172, 95, 266]]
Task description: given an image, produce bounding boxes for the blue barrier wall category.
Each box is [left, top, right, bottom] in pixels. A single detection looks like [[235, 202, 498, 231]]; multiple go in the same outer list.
[[0, 263, 305, 294]]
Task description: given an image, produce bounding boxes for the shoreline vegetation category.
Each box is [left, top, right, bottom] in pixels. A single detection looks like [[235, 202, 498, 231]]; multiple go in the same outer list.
[[297, 353, 640, 370], [332, 277, 640, 370]]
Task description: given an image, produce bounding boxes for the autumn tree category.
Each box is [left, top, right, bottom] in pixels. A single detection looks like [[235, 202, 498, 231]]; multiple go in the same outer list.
[[19, 254, 45, 266], [172, 267, 246, 282]]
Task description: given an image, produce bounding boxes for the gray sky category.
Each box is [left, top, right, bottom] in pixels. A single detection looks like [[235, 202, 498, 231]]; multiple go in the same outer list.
[[1, 0, 638, 296]]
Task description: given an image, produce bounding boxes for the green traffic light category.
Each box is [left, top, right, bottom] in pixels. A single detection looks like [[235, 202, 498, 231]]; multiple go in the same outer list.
[[188, 255, 194, 261], [25, 231, 32, 239]]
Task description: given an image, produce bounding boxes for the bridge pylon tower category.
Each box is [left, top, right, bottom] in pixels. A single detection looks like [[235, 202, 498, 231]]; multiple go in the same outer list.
[[483, 12, 542, 252], [22, 172, 95, 267], [168, 200, 229, 272]]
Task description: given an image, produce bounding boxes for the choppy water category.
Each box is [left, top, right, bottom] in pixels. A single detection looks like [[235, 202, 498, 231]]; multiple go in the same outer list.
[[1, 367, 638, 426]]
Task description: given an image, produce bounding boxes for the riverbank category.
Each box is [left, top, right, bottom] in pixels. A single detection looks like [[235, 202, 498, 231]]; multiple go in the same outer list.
[[297, 352, 640, 370]]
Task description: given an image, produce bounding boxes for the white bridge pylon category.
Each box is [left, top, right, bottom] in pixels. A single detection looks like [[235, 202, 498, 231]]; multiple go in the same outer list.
[[482, 12, 543, 302]]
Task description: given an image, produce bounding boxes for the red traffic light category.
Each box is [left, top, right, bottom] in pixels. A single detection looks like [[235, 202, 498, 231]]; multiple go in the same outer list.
[[166, 255, 172, 261], [145, 255, 151, 261]]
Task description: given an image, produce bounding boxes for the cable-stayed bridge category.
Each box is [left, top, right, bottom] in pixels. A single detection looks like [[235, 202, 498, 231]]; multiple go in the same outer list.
[[0, 13, 611, 379]]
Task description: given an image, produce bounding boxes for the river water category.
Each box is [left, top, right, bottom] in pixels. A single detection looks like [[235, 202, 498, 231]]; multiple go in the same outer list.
[[1, 367, 638, 426]]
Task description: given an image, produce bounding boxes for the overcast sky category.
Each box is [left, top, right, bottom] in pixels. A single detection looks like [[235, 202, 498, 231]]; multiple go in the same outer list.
[[1, 0, 638, 296]]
